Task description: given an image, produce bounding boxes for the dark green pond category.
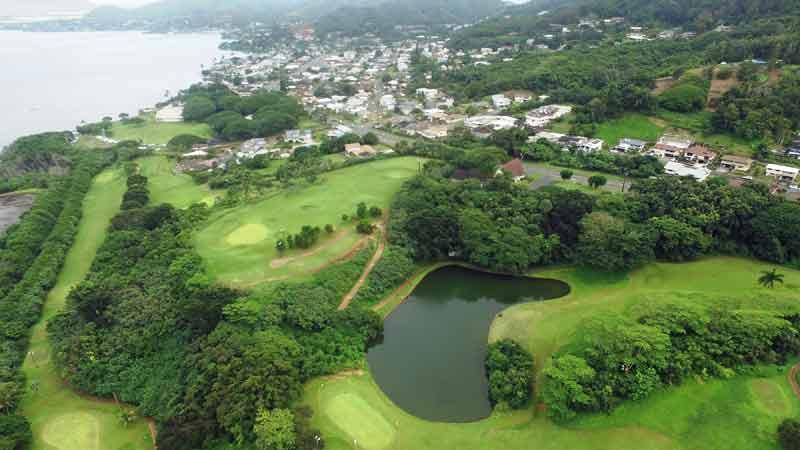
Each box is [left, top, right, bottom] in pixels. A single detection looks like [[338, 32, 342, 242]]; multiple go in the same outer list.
[[366, 266, 570, 422]]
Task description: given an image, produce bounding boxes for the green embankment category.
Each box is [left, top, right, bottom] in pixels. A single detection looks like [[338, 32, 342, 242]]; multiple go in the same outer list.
[[195, 157, 424, 287], [20, 168, 152, 450], [138, 155, 220, 208], [307, 257, 800, 450], [111, 113, 212, 145]]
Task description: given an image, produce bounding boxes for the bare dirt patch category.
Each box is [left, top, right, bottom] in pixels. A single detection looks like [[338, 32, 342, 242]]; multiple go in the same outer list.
[[707, 68, 741, 111], [0, 192, 35, 234], [652, 77, 677, 95]]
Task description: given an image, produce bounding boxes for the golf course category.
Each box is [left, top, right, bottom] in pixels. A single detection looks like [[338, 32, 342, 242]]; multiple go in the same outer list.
[[304, 257, 800, 450], [194, 157, 424, 286], [19, 168, 153, 450], [138, 155, 221, 208]]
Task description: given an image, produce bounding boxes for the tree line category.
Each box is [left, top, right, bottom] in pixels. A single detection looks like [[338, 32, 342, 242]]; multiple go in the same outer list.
[[48, 172, 385, 450], [0, 149, 120, 450]]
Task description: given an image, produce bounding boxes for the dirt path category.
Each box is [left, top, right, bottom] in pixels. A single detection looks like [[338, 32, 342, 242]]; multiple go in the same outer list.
[[338, 227, 386, 310], [788, 363, 800, 400]]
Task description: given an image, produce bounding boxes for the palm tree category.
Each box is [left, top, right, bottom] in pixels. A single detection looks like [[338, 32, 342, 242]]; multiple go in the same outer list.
[[758, 268, 785, 288]]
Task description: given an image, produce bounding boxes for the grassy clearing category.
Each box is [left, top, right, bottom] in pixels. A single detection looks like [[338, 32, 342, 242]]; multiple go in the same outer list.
[[652, 110, 759, 156], [20, 168, 152, 450], [195, 157, 424, 287], [138, 155, 221, 208], [112, 113, 212, 145], [595, 113, 665, 146], [306, 257, 800, 450]]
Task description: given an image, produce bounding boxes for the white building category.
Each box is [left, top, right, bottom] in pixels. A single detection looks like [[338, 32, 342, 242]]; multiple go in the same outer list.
[[525, 104, 572, 128], [766, 164, 800, 182], [491, 94, 511, 110], [464, 115, 518, 132], [578, 138, 604, 153], [156, 105, 184, 123], [664, 161, 711, 181]]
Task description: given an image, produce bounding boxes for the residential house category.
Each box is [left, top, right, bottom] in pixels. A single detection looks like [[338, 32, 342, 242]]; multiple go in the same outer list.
[[577, 138, 605, 153], [491, 94, 511, 110], [525, 104, 572, 128], [785, 139, 800, 159], [497, 158, 526, 182], [766, 163, 800, 182], [327, 125, 354, 139], [719, 155, 753, 172], [344, 143, 377, 158], [683, 144, 717, 165], [664, 161, 711, 181], [613, 138, 647, 153], [650, 134, 693, 160], [530, 131, 566, 145], [417, 125, 449, 140], [285, 129, 313, 146]]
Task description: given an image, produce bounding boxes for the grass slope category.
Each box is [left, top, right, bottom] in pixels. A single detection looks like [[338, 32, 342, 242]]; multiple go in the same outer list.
[[306, 257, 800, 450], [112, 114, 212, 145], [595, 113, 665, 146], [138, 155, 220, 208], [195, 157, 423, 287], [20, 168, 153, 450]]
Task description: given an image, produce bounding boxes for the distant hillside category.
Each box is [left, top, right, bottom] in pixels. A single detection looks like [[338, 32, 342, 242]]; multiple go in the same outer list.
[[0, 0, 93, 17], [85, 0, 310, 26], [449, 0, 800, 48], [314, 0, 505, 35]]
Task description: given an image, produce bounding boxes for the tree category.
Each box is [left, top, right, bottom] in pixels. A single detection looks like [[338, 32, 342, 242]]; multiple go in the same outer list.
[[560, 169, 573, 180], [577, 212, 654, 272], [542, 355, 596, 422], [361, 132, 380, 146], [588, 175, 607, 189], [356, 202, 368, 219], [779, 418, 800, 450], [254, 408, 296, 450], [183, 96, 217, 121], [758, 268, 784, 288]]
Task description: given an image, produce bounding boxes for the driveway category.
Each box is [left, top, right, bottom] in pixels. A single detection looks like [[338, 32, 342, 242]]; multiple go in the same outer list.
[[524, 163, 627, 192]]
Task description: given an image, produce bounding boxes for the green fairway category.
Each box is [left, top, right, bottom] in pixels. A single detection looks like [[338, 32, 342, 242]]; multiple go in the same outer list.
[[306, 257, 800, 450], [20, 168, 153, 450], [195, 157, 423, 286], [324, 393, 396, 449], [112, 113, 212, 145], [595, 113, 665, 147], [138, 155, 221, 208]]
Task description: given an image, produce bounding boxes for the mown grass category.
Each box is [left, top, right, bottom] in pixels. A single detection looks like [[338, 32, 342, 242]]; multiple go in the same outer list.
[[305, 257, 800, 450], [112, 113, 212, 145], [137, 155, 220, 208], [595, 113, 665, 146], [20, 168, 152, 450], [194, 157, 424, 287]]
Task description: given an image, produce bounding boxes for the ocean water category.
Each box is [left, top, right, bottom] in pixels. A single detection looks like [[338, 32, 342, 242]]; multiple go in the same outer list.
[[0, 31, 225, 148]]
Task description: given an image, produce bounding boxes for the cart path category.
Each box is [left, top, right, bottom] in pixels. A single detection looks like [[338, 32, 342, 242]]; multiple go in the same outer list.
[[788, 362, 800, 400], [338, 227, 386, 310]]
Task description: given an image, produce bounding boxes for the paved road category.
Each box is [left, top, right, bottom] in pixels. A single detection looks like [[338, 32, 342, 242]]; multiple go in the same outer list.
[[344, 122, 413, 146], [524, 164, 627, 192]]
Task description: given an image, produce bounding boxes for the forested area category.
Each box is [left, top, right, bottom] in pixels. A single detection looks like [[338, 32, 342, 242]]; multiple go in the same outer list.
[[48, 172, 384, 450], [180, 84, 305, 141], [0, 132, 72, 178], [0, 148, 122, 450], [390, 163, 800, 274], [542, 294, 800, 421]]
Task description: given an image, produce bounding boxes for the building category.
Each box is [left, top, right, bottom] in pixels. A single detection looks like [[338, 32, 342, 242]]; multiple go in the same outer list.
[[285, 129, 313, 145], [613, 138, 647, 153], [344, 143, 377, 158], [417, 125, 449, 140], [327, 125, 354, 139], [651, 134, 693, 160], [497, 159, 526, 182], [530, 131, 566, 145], [578, 138, 604, 153], [506, 90, 533, 104], [664, 161, 711, 181], [719, 155, 753, 172], [464, 115, 518, 135], [155, 105, 184, 123], [491, 94, 511, 110], [766, 163, 800, 182], [525, 104, 572, 128], [683, 144, 717, 165]]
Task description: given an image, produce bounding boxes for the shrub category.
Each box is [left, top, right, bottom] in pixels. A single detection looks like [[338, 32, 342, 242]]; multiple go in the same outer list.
[[485, 339, 533, 409], [779, 419, 800, 450]]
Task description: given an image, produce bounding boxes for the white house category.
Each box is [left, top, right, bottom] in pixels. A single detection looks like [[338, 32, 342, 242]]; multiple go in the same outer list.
[[664, 161, 711, 181], [577, 138, 605, 153], [491, 94, 511, 110], [525, 104, 572, 128], [766, 164, 800, 182]]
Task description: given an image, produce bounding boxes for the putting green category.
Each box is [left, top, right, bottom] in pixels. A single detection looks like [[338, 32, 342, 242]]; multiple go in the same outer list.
[[41, 412, 100, 450], [225, 224, 269, 246], [750, 379, 790, 416], [325, 393, 396, 449]]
